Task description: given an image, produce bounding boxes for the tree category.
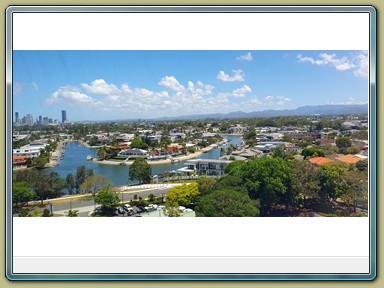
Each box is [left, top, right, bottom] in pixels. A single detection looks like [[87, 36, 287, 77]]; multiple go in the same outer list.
[[318, 162, 348, 202], [164, 183, 200, 217], [301, 147, 325, 159], [80, 175, 110, 196], [356, 160, 368, 171], [65, 173, 76, 195], [214, 175, 248, 194], [340, 170, 368, 213], [291, 160, 320, 207], [336, 137, 352, 154], [66, 209, 80, 217], [227, 157, 297, 215], [76, 166, 88, 189], [97, 146, 108, 160], [351, 130, 368, 140], [129, 158, 152, 184], [95, 185, 120, 211], [196, 177, 217, 196], [346, 146, 360, 155], [13, 181, 36, 206], [195, 189, 260, 217], [131, 138, 148, 149], [31, 154, 49, 168]]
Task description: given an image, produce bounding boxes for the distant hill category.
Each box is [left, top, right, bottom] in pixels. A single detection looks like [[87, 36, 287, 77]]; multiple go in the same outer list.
[[153, 104, 368, 121]]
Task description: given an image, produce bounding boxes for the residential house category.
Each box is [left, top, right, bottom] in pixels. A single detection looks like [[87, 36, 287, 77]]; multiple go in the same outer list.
[[117, 148, 149, 158], [335, 154, 362, 164], [177, 159, 231, 176], [309, 157, 333, 167]]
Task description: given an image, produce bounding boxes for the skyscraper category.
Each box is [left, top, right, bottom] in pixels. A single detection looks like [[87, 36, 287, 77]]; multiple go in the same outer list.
[[61, 110, 67, 124]]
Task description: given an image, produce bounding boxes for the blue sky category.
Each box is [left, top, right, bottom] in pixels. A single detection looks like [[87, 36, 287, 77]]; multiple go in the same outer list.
[[13, 50, 368, 121]]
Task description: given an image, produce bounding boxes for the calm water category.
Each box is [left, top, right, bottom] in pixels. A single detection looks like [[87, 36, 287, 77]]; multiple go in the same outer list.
[[48, 135, 243, 187]]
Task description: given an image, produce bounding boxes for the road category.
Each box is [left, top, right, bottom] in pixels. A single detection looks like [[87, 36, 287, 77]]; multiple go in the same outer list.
[[51, 187, 171, 217]]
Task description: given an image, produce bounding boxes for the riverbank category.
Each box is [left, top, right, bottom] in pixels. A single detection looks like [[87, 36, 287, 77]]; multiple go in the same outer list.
[[46, 141, 67, 168], [95, 144, 218, 166]]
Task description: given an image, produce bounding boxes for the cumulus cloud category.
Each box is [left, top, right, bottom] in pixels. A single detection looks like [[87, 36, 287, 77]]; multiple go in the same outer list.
[[353, 54, 368, 78], [297, 52, 368, 78], [45, 76, 291, 118], [46, 86, 96, 105], [81, 79, 119, 95], [217, 70, 245, 82], [237, 52, 253, 61], [158, 76, 185, 92], [232, 85, 252, 97]]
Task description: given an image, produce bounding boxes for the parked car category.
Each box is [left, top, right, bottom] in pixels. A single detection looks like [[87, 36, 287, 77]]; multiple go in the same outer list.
[[123, 204, 133, 212], [117, 207, 125, 214]]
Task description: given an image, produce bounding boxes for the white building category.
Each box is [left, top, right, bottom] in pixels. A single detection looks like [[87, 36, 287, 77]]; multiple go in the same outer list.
[[117, 148, 149, 158], [13, 143, 48, 158]]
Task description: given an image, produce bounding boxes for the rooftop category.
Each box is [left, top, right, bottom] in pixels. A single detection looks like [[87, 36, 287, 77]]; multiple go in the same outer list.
[[335, 154, 362, 164]]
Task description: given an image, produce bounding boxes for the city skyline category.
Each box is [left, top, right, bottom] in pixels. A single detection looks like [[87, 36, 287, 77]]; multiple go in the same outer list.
[[13, 50, 368, 121]]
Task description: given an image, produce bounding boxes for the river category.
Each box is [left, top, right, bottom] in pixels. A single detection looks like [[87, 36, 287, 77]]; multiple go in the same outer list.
[[48, 135, 243, 187]]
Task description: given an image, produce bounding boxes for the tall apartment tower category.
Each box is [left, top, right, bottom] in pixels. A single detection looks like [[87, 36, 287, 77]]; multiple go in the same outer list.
[[61, 110, 67, 124]]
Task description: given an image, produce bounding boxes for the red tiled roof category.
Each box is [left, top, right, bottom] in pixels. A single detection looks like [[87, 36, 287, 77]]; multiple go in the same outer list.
[[308, 157, 333, 166], [335, 154, 362, 164]]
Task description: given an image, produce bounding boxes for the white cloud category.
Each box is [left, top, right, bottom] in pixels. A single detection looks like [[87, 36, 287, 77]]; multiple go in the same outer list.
[[353, 54, 368, 78], [238, 52, 253, 61], [81, 79, 119, 95], [297, 52, 368, 78], [327, 97, 367, 105], [46, 86, 96, 105], [158, 76, 185, 92], [217, 70, 245, 82], [263, 95, 291, 106], [232, 85, 252, 97], [31, 82, 39, 90], [13, 82, 23, 95]]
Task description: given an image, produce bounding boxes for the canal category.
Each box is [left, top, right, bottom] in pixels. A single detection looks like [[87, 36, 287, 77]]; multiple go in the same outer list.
[[48, 135, 243, 187]]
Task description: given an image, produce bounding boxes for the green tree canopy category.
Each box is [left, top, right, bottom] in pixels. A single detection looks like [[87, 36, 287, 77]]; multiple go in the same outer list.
[[226, 157, 297, 215], [80, 175, 111, 195], [318, 162, 348, 201], [131, 138, 149, 149], [13, 181, 36, 206], [196, 177, 217, 196], [195, 189, 260, 217], [164, 183, 200, 217], [301, 147, 325, 159], [129, 158, 152, 183], [95, 185, 120, 210], [336, 137, 352, 154], [291, 160, 320, 207]]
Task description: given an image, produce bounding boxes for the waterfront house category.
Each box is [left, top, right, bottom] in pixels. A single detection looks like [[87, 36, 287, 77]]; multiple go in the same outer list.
[[12, 155, 28, 169], [177, 159, 231, 176], [117, 148, 149, 158]]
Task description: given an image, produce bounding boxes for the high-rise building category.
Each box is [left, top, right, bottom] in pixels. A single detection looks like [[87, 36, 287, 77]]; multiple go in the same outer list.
[[25, 114, 33, 126], [62, 110, 67, 124], [15, 112, 21, 125]]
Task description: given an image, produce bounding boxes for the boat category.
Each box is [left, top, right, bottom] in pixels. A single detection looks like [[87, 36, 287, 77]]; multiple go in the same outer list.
[[171, 158, 180, 163], [86, 155, 93, 161]]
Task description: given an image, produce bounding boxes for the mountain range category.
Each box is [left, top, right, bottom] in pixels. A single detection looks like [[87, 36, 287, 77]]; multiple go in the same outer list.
[[153, 104, 369, 121]]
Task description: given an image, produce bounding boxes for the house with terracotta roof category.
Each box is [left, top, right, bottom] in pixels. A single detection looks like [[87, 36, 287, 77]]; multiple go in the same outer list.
[[335, 154, 362, 164], [308, 157, 333, 167], [13, 155, 28, 169]]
